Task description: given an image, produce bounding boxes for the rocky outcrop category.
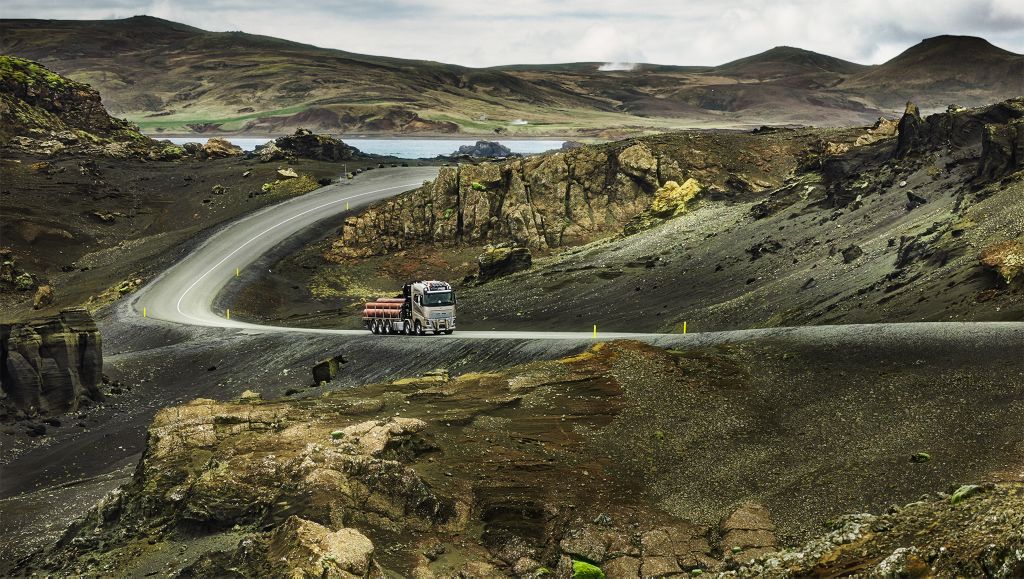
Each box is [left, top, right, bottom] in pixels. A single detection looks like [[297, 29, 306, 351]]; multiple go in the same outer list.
[[0, 308, 102, 414], [0, 56, 159, 157], [727, 482, 1024, 577], [649, 178, 702, 217], [201, 137, 243, 158], [330, 141, 677, 257], [453, 140, 512, 158], [977, 117, 1024, 181], [254, 128, 360, 162], [328, 131, 837, 259], [186, 516, 378, 578], [477, 245, 532, 282], [19, 341, 1024, 577], [895, 102, 923, 158], [891, 97, 1024, 172], [719, 502, 777, 564], [980, 239, 1024, 284]]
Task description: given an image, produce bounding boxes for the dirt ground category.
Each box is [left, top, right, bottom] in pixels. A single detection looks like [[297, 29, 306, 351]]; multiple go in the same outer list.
[[0, 150, 422, 321]]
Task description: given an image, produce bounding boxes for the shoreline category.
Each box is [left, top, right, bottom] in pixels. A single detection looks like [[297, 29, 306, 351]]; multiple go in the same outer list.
[[149, 133, 587, 141]]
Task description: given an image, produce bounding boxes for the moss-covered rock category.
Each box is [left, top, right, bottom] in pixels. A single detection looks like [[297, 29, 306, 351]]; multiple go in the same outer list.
[[0, 55, 162, 157], [649, 178, 702, 218]]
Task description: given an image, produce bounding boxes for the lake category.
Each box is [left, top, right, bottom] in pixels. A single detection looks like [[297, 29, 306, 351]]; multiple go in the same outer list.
[[163, 137, 567, 159]]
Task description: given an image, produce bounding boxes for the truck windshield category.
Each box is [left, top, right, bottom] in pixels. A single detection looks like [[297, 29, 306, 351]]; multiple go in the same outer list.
[[423, 291, 454, 306]]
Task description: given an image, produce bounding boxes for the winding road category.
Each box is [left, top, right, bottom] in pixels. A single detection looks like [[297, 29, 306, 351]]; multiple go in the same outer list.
[[131, 167, 668, 340], [131, 167, 1024, 346]]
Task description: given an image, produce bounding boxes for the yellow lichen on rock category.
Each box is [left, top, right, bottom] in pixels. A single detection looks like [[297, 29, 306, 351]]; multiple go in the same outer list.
[[650, 178, 702, 218], [980, 239, 1024, 283]]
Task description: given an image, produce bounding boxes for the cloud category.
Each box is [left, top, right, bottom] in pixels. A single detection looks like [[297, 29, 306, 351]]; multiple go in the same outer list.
[[598, 63, 638, 71], [2, 0, 1023, 67]]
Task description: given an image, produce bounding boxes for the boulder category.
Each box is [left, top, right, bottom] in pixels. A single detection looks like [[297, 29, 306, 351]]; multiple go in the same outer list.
[[454, 140, 512, 158], [312, 354, 346, 384], [477, 245, 532, 283], [276, 167, 299, 179], [617, 143, 658, 182], [980, 239, 1024, 284], [650, 178, 702, 218], [266, 516, 374, 578], [32, 284, 53, 309], [14, 272, 34, 291], [0, 308, 102, 414], [202, 138, 244, 158], [841, 245, 864, 264]]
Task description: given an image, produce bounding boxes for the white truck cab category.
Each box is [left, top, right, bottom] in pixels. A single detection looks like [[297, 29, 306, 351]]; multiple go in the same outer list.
[[408, 280, 456, 335]]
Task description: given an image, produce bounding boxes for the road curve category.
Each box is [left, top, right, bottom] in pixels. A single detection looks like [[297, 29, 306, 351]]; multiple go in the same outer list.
[[130, 167, 1024, 344], [130, 166, 665, 340]]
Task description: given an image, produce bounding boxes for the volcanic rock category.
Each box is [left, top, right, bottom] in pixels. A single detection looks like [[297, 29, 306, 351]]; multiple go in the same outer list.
[[895, 102, 923, 158], [255, 128, 359, 162], [0, 308, 102, 414], [0, 56, 160, 157], [454, 140, 512, 158], [32, 284, 53, 309], [265, 516, 375, 578], [202, 138, 244, 158], [650, 178, 702, 217], [477, 245, 532, 282], [977, 118, 1024, 182], [980, 239, 1024, 284], [719, 501, 777, 563]]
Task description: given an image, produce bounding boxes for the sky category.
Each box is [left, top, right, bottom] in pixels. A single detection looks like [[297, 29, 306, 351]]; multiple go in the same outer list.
[[4, 0, 1024, 67]]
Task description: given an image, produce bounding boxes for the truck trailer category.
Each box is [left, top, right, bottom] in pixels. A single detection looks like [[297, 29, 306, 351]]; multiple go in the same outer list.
[[362, 280, 456, 335]]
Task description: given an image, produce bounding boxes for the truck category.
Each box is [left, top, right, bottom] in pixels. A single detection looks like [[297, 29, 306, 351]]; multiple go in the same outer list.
[[362, 280, 456, 335]]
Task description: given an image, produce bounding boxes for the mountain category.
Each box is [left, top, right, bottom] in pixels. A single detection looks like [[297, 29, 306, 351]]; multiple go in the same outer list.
[[839, 35, 1024, 109], [1, 18, 1021, 136], [713, 46, 867, 79]]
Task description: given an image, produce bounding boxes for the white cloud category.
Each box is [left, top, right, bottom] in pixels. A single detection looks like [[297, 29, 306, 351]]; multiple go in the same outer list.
[[2, 0, 1023, 67]]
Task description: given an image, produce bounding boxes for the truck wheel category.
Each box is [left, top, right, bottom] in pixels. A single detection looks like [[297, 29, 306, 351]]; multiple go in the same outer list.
[[404, 320, 413, 335], [370, 320, 378, 334], [444, 329, 454, 335], [414, 321, 424, 336]]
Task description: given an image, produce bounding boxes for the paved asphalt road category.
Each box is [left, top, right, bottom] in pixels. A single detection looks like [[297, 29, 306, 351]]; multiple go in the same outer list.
[[130, 167, 1024, 345], [131, 166, 677, 340]]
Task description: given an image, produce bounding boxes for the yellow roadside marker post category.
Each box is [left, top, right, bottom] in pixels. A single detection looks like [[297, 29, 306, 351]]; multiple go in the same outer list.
[[593, 324, 597, 338], [143, 307, 147, 318], [683, 321, 687, 334], [236, 267, 240, 277], [226, 309, 231, 320], [346, 201, 349, 210]]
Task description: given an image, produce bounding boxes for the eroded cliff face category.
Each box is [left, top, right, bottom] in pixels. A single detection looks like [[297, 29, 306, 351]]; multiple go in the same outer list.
[[329, 131, 829, 259], [0, 308, 102, 415]]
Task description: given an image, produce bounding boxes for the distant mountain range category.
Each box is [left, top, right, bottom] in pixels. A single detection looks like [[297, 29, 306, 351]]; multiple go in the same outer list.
[[1, 16, 1022, 136]]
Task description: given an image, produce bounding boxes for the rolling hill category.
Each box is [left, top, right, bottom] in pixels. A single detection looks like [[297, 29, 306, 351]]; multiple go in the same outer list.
[[1, 17, 1022, 136]]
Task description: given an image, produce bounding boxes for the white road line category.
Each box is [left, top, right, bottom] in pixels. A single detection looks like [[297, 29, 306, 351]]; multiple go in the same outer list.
[[173, 182, 422, 324]]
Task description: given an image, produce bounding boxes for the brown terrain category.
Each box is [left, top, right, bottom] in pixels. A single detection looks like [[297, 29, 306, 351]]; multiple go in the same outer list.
[[1, 35, 1024, 579], [0, 56, 409, 321], [12, 338, 1024, 577], [2, 17, 1023, 136], [235, 99, 1023, 333]]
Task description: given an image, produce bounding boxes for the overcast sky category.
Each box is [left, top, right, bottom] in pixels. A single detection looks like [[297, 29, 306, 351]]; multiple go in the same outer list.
[[5, 0, 1024, 67]]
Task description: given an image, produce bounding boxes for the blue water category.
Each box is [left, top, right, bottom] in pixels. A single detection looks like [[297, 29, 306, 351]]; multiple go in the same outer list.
[[163, 137, 566, 159]]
